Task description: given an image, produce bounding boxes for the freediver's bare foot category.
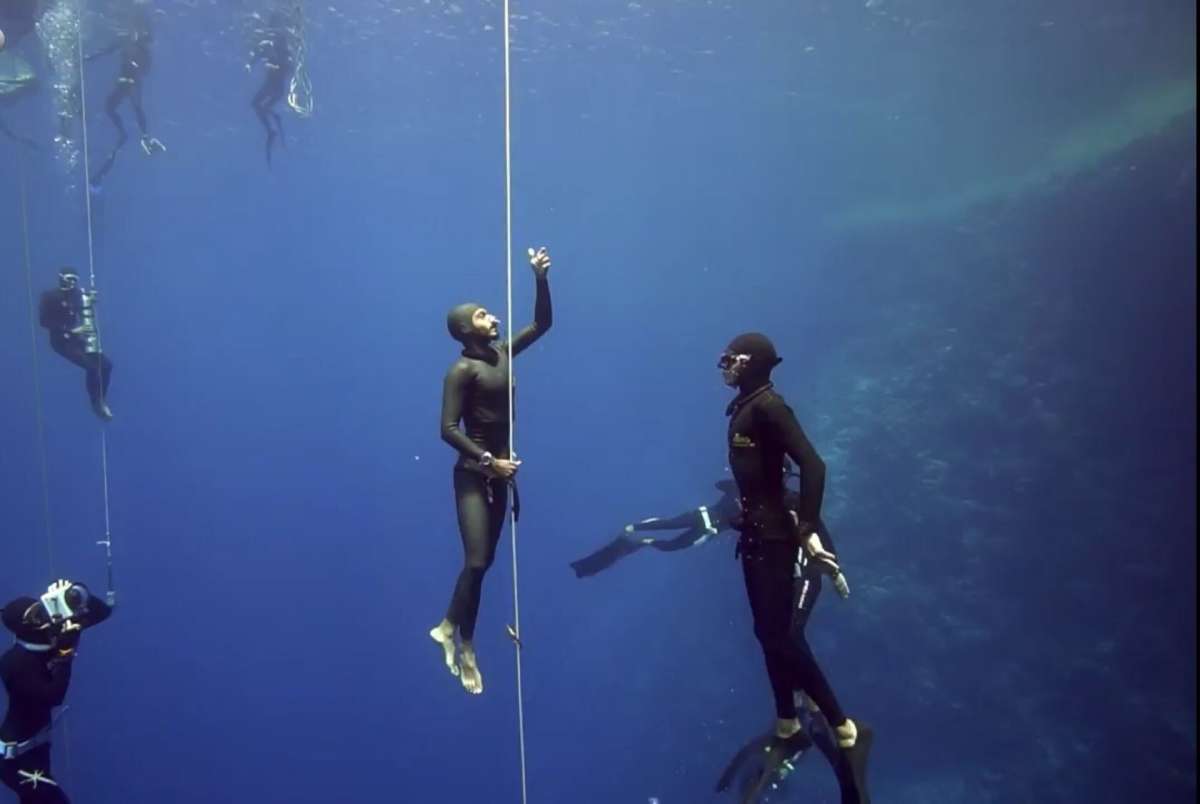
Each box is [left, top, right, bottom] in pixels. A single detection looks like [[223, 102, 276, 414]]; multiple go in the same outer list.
[[460, 644, 483, 695], [429, 620, 459, 678], [775, 717, 803, 740], [836, 718, 859, 748]]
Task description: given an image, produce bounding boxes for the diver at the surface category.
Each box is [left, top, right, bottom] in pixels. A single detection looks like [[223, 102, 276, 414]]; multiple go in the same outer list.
[[430, 247, 554, 696], [719, 332, 872, 803], [1, 579, 114, 803], [87, 0, 165, 190], [38, 268, 113, 421], [246, 8, 294, 167]]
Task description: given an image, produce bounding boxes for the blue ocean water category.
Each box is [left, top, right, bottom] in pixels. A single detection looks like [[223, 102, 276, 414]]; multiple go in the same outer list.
[[1, 1, 1195, 802]]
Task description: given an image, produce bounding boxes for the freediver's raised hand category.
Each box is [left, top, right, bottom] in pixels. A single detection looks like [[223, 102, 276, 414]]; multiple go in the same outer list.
[[528, 246, 551, 278]]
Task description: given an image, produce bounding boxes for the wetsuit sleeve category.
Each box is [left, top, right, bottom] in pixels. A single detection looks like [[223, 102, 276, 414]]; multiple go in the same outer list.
[[440, 361, 487, 460], [761, 398, 826, 526], [9, 660, 72, 708], [2, 599, 34, 634], [511, 276, 552, 357], [79, 597, 113, 629]]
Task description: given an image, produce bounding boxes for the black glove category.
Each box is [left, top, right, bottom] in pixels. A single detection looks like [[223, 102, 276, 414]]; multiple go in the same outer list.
[[52, 625, 82, 654]]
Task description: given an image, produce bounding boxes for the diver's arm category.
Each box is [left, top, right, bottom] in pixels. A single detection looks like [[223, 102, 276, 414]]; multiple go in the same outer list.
[[440, 362, 487, 460], [78, 595, 113, 629], [511, 276, 552, 357], [761, 398, 826, 527], [511, 249, 552, 355]]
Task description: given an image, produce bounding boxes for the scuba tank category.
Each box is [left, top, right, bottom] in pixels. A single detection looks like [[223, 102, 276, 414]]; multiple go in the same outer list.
[[67, 286, 101, 354]]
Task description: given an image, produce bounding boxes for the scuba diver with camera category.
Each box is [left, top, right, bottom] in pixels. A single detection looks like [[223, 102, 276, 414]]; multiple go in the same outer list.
[[38, 268, 114, 422]]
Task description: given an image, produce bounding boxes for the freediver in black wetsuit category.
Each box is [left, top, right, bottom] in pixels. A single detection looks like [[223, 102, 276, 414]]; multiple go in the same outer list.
[[430, 247, 553, 696], [1, 579, 114, 803], [38, 268, 113, 421], [719, 332, 872, 804], [87, 0, 165, 190], [247, 9, 293, 167], [569, 480, 741, 578]]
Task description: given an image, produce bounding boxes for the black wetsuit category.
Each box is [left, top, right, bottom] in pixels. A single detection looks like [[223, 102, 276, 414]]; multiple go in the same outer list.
[[38, 288, 112, 417], [727, 382, 846, 727], [250, 27, 292, 166], [570, 481, 742, 578], [1, 596, 113, 803], [88, 28, 154, 188], [440, 276, 551, 641]]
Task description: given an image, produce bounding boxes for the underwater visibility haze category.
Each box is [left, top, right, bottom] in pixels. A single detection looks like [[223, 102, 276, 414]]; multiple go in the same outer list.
[[0, 0, 1195, 802]]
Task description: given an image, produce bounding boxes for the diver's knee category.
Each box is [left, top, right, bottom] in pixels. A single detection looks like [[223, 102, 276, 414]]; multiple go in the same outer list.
[[467, 555, 495, 574]]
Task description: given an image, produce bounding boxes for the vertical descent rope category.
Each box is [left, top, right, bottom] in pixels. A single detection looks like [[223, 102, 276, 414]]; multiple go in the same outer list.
[[76, 25, 115, 599], [502, 1, 529, 802]]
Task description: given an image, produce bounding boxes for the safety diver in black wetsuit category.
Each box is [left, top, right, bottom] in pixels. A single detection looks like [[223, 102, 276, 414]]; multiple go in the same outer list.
[[38, 268, 113, 421], [430, 247, 553, 696], [247, 9, 293, 167], [87, 0, 165, 190], [570, 480, 741, 578], [720, 332, 872, 804], [1, 579, 114, 803]]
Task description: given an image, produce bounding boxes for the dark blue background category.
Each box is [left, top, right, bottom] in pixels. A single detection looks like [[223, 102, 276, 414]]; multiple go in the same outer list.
[[1, 1, 1195, 802]]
